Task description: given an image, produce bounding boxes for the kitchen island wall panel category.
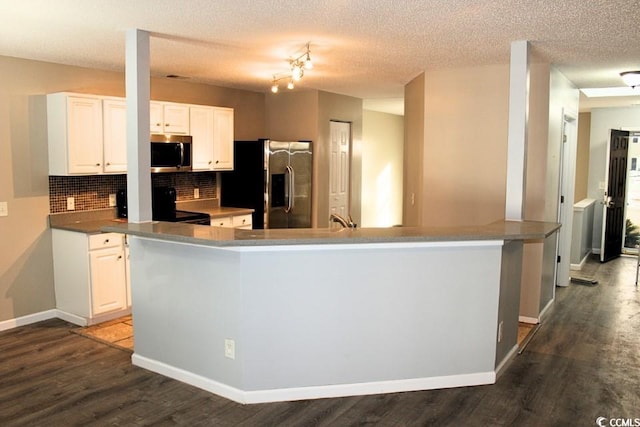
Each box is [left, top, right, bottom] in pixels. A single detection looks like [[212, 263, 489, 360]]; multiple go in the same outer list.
[[126, 236, 511, 403]]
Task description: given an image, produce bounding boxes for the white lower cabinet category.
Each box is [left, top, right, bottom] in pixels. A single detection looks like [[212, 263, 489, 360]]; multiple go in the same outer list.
[[52, 229, 130, 326]]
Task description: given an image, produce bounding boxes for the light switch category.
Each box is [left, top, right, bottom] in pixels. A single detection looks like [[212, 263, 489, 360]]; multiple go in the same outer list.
[[67, 197, 75, 211], [194, 188, 200, 199], [108, 193, 117, 207], [0, 201, 7, 217]]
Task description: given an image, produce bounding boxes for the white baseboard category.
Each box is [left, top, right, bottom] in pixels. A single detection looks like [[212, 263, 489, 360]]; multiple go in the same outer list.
[[519, 298, 553, 325], [132, 353, 496, 405], [538, 298, 554, 321], [0, 309, 58, 332], [495, 344, 519, 378], [592, 248, 601, 255], [55, 310, 88, 326], [570, 251, 592, 271], [518, 316, 539, 324]]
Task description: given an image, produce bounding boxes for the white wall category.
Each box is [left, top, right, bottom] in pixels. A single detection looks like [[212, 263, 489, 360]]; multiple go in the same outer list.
[[588, 106, 640, 252], [362, 110, 404, 227]]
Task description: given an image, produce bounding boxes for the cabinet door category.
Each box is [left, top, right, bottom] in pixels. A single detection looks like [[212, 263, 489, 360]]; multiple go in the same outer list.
[[150, 102, 164, 133], [67, 96, 103, 174], [90, 247, 127, 315], [211, 217, 233, 228], [162, 104, 190, 134], [190, 106, 215, 170], [103, 99, 128, 173], [232, 214, 253, 229], [212, 107, 234, 170]]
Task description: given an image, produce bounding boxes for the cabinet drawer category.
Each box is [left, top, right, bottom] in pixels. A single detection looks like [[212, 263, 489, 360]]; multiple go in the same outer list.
[[211, 217, 233, 228], [89, 233, 123, 250], [232, 214, 253, 228]]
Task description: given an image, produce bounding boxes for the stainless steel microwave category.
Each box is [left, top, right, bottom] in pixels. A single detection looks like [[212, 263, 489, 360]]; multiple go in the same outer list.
[[150, 134, 193, 173]]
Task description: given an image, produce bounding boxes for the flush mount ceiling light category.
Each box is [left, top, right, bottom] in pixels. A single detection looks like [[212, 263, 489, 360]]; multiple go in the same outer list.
[[269, 43, 313, 93], [620, 71, 640, 88]]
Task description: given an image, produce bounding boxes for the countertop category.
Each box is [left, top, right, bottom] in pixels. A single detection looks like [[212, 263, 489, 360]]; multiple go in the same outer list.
[[101, 220, 561, 247], [49, 201, 253, 234]]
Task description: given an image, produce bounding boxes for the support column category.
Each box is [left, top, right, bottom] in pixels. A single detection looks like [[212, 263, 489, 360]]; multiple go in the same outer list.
[[125, 29, 151, 223], [505, 40, 530, 220]]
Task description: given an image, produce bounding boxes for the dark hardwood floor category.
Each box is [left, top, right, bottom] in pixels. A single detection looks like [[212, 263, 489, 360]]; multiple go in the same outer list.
[[1, 256, 639, 426]]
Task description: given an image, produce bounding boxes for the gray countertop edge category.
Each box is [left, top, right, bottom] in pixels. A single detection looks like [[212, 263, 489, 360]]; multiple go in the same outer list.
[[100, 220, 561, 248]]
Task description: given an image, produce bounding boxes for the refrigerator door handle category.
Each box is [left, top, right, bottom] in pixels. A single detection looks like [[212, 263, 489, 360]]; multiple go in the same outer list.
[[285, 165, 294, 213]]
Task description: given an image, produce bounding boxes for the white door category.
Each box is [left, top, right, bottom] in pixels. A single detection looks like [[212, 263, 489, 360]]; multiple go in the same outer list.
[[212, 107, 234, 170], [67, 96, 103, 174], [162, 104, 190, 134], [90, 247, 127, 315], [190, 106, 215, 170], [329, 121, 351, 226], [102, 99, 128, 173]]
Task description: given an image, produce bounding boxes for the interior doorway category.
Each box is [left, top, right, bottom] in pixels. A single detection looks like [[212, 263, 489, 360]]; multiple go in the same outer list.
[[622, 131, 640, 253], [601, 129, 631, 262], [329, 121, 352, 224]]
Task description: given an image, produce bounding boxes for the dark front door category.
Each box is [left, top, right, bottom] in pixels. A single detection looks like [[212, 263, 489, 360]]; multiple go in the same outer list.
[[601, 129, 630, 262]]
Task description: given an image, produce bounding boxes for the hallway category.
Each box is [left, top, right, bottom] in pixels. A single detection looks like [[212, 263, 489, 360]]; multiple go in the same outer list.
[[0, 256, 639, 426]]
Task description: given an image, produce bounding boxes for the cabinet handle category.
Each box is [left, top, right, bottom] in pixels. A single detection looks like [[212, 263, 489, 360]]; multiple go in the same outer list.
[[242, 219, 246, 224], [166, 123, 170, 127], [215, 160, 219, 164], [156, 123, 161, 126], [208, 160, 212, 165], [106, 162, 111, 166], [118, 255, 123, 260], [104, 239, 109, 244], [96, 163, 101, 166]]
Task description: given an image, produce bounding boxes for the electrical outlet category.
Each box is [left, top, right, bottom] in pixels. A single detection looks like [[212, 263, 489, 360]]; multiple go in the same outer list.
[[497, 321, 504, 342], [108, 193, 117, 207], [194, 188, 200, 199], [224, 339, 235, 359], [0, 201, 7, 217], [66, 197, 75, 211]]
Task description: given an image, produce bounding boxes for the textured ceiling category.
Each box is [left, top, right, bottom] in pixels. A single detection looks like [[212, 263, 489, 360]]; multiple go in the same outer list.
[[1, 0, 640, 112]]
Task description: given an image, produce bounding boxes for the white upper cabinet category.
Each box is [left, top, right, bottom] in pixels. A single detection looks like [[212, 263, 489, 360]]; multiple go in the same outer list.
[[150, 101, 189, 134], [48, 93, 104, 175], [47, 92, 233, 175], [48, 93, 128, 175], [212, 107, 234, 170], [190, 106, 215, 170], [102, 98, 128, 173], [191, 105, 234, 171]]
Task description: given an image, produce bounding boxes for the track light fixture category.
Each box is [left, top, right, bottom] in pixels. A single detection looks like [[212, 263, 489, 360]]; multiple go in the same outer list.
[[269, 43, 313, 93]]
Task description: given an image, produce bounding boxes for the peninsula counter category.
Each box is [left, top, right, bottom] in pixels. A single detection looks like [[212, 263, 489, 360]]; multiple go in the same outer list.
[[102, 220, 559, 404]]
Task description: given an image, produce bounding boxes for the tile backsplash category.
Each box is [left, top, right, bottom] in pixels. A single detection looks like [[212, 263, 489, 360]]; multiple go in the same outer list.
[[49, 172, 217, 213]]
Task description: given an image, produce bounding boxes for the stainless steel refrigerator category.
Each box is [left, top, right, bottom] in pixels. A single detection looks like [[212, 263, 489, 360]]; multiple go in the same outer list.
[[220, 139, 312, 229]]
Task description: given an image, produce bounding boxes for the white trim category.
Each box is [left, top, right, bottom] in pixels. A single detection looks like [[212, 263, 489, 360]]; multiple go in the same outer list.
[[538, 298, 554, 321], [221, 240, 505, 253], [495, 344, 519, 377], [570, 251, 591, 271], [0, 309, 58, 332], [518, 315, 539, 324], [132, 354, 246, 403], [132, 354, 496, 405], [518, 298, 554, 325], [55, 310, 88, 326]]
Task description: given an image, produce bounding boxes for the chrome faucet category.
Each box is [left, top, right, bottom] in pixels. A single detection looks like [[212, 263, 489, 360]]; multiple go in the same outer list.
[[330, 213, 357, 228]]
